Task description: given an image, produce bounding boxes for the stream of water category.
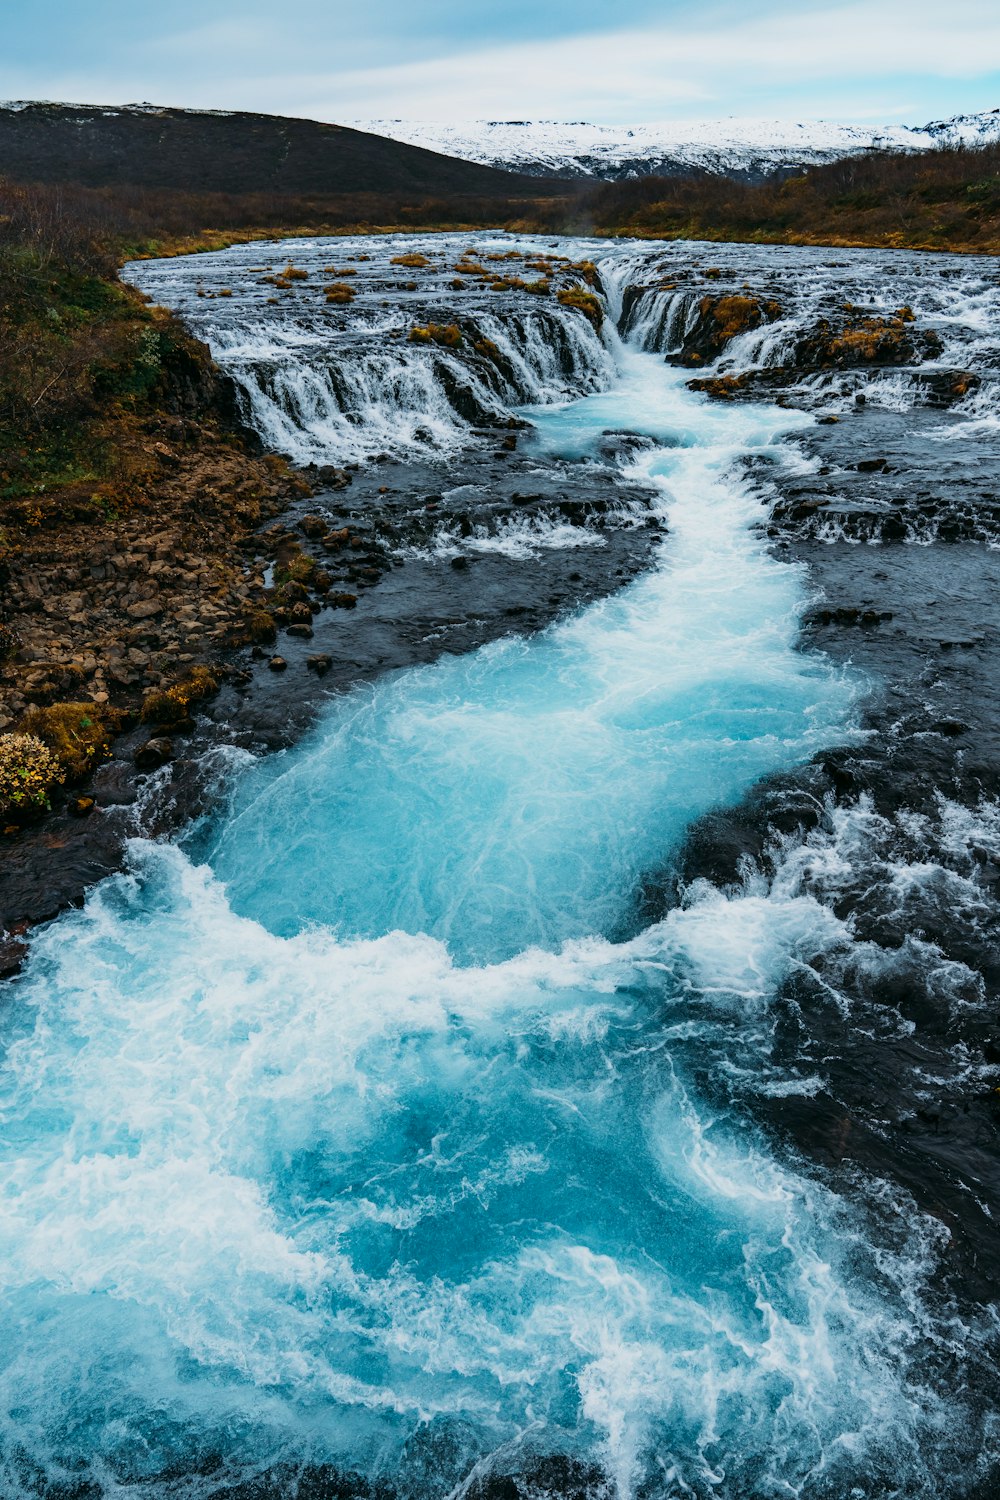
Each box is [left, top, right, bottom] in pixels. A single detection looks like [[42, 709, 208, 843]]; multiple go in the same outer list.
[[1, 235, 996, 1499]]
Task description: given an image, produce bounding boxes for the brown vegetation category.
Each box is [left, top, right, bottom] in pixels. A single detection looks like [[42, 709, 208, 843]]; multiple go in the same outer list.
[[556, 141, 1000, 255], [408, 322, 463, 348], [19, 701, 120, 780], [0, 175, 311, 785], [556, 287, 603, 331]]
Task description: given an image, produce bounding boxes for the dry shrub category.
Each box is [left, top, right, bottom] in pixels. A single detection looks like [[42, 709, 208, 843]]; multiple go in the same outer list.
[[140, 665, 218, 725], [20, 701, 119, 780], [390, 252, 431, 268]]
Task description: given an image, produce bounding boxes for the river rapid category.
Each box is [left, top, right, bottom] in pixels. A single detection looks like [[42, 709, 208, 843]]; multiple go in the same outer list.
[[2, 234, 999, 1500]]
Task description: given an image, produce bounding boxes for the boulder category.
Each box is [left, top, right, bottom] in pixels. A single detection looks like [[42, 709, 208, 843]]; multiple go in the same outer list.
[[133, 737, 174, 770]]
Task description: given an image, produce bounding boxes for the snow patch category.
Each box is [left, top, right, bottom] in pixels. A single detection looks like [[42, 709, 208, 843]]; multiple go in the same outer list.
[[348, 110, 1000, 181]]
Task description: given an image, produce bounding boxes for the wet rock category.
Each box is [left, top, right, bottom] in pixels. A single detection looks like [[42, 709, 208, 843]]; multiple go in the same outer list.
[[322, 528, 351, 551], [316, 465, 352, 488], [133, 737, 174, 770], [672, 293, 782, 364], [0, 937, 28, 980], [931, 718, 970, 737], [306, 654, 332, 675], [687, 374, 749, 399], [287, 622, 314, 638], [808, 605, 893, 627], [267, 656, 288, 671], [68, 796, 96, 817]]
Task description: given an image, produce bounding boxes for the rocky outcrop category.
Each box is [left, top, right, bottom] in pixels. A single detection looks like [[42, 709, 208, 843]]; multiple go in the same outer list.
[[675, 293, 783, 364]]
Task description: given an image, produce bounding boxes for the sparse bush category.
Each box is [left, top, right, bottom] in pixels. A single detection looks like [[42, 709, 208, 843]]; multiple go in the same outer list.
[[390, 252, 431, 268], [140, 665, 218, 725], [245, 609, 277, 643], [20, 701, 118, 780], [0, 732, 64, 817]]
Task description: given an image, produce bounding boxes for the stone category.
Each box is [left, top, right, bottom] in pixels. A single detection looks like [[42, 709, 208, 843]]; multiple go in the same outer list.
[[133, 737, 174, 770], [69, 796, 96, 817], [126, 599, 163, 621], [306, 654, 333, 675], [268, 656, 288, 671]]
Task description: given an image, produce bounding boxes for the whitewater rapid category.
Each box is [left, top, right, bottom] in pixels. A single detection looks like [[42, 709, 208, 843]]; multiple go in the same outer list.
[[1, 235, 995, 1499]]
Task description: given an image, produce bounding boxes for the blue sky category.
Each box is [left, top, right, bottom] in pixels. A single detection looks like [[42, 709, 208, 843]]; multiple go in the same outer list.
[[2, 0, 999, 125]]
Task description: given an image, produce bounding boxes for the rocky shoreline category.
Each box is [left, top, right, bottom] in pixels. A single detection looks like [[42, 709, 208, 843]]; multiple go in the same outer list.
[[0, 419, 663, 967], [667, 404, 1000, 1312]]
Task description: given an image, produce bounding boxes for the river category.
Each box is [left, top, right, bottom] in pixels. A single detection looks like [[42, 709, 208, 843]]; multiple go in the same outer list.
[[1, 234, 998, 1499]]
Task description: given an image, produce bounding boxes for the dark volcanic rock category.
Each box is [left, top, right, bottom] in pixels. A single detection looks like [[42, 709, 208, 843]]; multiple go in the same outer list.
[[134, 737, 174, 770]]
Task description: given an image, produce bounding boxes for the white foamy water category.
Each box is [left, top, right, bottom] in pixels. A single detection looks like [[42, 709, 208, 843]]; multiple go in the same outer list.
[[2, 235, 995, 1498]]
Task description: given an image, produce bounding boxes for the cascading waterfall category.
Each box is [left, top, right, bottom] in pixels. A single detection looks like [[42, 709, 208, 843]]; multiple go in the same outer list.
[[1, 234, 996, 1499]]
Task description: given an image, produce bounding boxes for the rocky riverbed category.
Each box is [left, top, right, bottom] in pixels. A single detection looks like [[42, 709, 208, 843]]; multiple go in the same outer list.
[[0, 436, 662, 962]]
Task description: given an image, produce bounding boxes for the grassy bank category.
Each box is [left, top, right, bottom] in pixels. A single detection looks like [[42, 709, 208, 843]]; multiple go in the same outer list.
[[0, 178, 314, 823], [564, 142, 1000, 255]]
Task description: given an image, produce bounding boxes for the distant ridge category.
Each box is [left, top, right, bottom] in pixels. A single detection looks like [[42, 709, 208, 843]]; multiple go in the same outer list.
[[349, 110, 1000, 183], [0, 101, 556, 198]]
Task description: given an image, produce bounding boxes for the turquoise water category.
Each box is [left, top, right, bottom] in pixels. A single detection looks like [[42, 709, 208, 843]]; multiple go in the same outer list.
[[0, 342, 955, 1499], [210, 353, 847, 961]]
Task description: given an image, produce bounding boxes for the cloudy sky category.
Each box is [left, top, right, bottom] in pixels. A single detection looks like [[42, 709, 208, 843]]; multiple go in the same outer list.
[[3, 0, 1000, 125]]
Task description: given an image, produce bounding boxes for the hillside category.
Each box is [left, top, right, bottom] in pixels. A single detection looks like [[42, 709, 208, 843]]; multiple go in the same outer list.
[[556, 139, 1000, 255], [351, 109, 1000, 182], [0, 100, 557, 198]]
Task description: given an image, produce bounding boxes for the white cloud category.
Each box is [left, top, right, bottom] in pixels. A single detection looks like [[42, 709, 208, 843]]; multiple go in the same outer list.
[[1, 0, 997, 124], [299, 0, 1000, 120]]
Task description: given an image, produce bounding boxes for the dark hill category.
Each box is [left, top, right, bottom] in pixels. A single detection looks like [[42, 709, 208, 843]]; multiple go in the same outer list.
[[0, 101, 560, 199]]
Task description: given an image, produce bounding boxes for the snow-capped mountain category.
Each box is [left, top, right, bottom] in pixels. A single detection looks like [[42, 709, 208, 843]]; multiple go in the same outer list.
[[349, 110, 1000, 181]]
